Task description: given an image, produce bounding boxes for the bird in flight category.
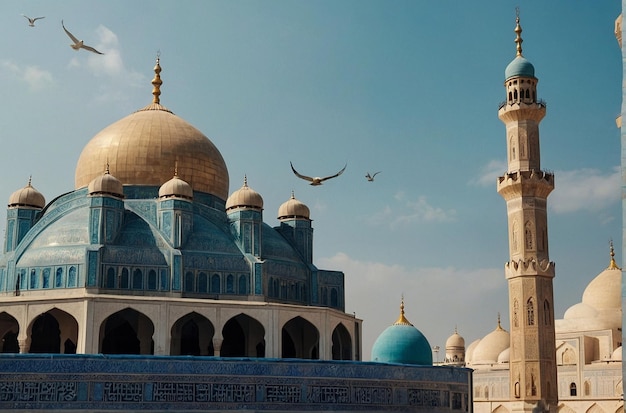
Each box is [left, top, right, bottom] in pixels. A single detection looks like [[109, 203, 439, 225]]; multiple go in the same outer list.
[[290, 162, 347, 186], [365, 171, 382, 182], [62, 20, 104, 55], [22, 15, 45, 27]]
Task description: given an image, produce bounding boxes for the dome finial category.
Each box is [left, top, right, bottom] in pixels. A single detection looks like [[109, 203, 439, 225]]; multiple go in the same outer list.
[[496, 312, 503, 330], [174, 160, 179, 177], [394, 295, 413, 326], [151, 52, 163, 104], [514, 7, 524, 57], [608, 239, 621, 270], [243, 175, 248, 187], [27, 175, 32, 187]]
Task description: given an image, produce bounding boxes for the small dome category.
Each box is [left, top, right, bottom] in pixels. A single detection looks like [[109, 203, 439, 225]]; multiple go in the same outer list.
[[159, 173, 193, 200], [446, 329, 465, 349], [88, 168, 124, 197], [371, 301, 432, 366], [612, 346, 622, 361], [278, 192, 310, 220], [471, 317, 510, 365], [505, 56, 535, 80], [226, 176, 263, 211], [563, 302, 598, 320], [8, 178, 45, 209], [465, 339, 480, 365], [497, 347, 510, 364]]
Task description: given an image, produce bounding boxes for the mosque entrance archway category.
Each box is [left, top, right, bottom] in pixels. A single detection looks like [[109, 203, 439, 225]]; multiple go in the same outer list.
[[282, 316, 319, 359], [221, 314, 265, 358], [170, 312, 215, 356], [331, 323, 352, 360], [0, 312, 19, 353], [100, 308, 154, 355], [29, 308, 78, 354]]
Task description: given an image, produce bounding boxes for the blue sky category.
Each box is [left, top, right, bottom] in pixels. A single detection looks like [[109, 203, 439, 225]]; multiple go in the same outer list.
[[0, 1, 621, 360]]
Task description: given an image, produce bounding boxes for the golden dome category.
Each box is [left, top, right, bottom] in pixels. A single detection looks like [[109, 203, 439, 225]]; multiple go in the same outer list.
[[88, 167, 124, 198], [74, 58, 229, 200], [8, 178, 45, 209], [277, 191, 310, 220], [159, 171, 193, 200], [226, 176, 263, 211]]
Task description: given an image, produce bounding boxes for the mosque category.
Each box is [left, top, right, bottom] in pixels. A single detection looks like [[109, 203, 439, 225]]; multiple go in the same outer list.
[[0, 46, 470, 413]]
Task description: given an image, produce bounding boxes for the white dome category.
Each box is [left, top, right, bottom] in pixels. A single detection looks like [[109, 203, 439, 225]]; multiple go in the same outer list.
[[612, 346, 622, 361], [465, 339, 481, 365], [563, 303, 598, 320], [497, 347, 510, 364], [446, 331, 465, 349], [582, 265, 621, 310], [471, 321, 509, 365]]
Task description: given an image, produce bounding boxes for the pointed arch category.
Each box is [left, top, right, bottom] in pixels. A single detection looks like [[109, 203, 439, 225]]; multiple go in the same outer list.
[[0, 312, 19, 353], [221, 313, 265, 358], [282, 316, 319, 359], [99, 308, 154, 355], [526, 297, 534, 326], [28, 308, 78, 354], [331, 323, 352, 360], [585, 403, 605, 413], [170, 312, 214, 356], [492, 404, 509, 413]]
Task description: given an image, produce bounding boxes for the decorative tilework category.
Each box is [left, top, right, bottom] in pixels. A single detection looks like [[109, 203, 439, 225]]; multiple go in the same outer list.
[[0, 354, 471, 411]]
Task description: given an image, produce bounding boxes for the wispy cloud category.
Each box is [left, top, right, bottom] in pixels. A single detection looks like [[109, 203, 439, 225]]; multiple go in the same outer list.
[[470, 159, 507, 187], [550, 166, 620, 213], [369, 192, 456, 228], [0, 60, 54, 91], [318, 252, 506, 359]]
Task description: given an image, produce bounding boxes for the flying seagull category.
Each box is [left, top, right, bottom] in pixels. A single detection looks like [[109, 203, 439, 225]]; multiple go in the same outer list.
[[23, 15, 45, 27], [365, 171, 382, 182], [62, 20, 104, 55], [290, 162, 347, 186]]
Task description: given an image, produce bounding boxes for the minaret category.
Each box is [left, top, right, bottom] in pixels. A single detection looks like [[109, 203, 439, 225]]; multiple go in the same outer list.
[[496, 12, 558, 413]]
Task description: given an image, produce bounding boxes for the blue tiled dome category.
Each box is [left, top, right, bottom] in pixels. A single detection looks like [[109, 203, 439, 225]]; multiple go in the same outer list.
[[371, 304, 432, 365], [505, 56, 535, 80]]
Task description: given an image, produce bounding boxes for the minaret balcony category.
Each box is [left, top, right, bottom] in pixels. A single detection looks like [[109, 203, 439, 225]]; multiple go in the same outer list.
[[497, 170, 554, 200], [505, 258, 555, 279], [498, 100, 546, 123]]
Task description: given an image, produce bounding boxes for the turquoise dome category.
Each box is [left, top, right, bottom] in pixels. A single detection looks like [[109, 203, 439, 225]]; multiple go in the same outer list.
[[505, 56, 535, 80], [371, 305, 433, 365]]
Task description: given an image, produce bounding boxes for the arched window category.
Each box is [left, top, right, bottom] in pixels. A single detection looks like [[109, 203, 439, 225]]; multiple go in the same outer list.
[[238, 275, 247, 295], [584, 381, 590, 396], [484, 386, 489, 399], [321, 287, 328, 305], [513, 89, 518, 100], [525, 224, 533, 250], [226, 274, 234, 293], [513, 299, 519, 327], [198, 272, 208, 293], [120, 268, 129, 289], [106, 267, 116, 288], [525, 89, 530, 99], [184, 271, 194, 292], [211, 274, 220, 294], [55, 268, 64, 288], [42, 268, 50, 289], [527, 298, 534, 326], [508, 91, 512, 102], [569, 382, 577, 396], [30, 269, 37, 289], [133, 269, 143, 289], [147, 270, 157, 290], [68, 266, 77, 287]]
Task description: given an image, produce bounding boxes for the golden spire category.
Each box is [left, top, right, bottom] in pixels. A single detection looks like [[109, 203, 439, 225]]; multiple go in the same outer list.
[[290, 190, 295, 199], [496, 312, 504, 330], [27, 175, 32, 187], [394, 296, 413, 326], [243, 175, 248, 187], [514, 7, 524, 57], [152, 52, 163, 104], [607, 240, 621, 270]]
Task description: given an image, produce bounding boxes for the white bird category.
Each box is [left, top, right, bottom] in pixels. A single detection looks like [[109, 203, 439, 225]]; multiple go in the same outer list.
[[365, 171, 381, 182], [62, 20, 104, 55], [290, 162, 346, 186], [23, 15, 45, 27]]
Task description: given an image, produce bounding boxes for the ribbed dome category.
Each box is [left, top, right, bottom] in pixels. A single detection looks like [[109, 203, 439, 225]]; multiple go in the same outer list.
[[88, 169, 124, 197], [371, 301, 432, 366], [74, 59, 229, 200], [159, 173, 193, 200], [226, 176, 263, 211], [278, 192, 310, 220], [505, 56, 535, 80], [8, 179, 45, 209], [471, 318, 509, 365]]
